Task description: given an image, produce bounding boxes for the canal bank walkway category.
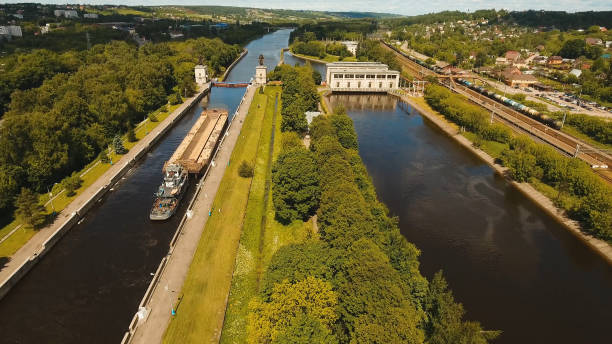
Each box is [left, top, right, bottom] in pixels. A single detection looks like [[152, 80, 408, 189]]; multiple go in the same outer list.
[[0, 85, 210, 297], [130, 85, 256, 344], [398, 94, 612, 265]]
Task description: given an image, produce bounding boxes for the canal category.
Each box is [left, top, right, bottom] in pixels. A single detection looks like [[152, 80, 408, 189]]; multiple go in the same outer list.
[[329, 93, 612, 344], [0, 29, 299, 344]]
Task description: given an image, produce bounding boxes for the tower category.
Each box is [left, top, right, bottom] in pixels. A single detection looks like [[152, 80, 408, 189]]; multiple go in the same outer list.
[[194, 65, 208, 85], [254, 54, 267, 84]]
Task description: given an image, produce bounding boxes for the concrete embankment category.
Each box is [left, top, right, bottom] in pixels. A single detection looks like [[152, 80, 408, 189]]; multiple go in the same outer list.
[[220, 49, 248, 81], [393, 93, 612, 266], [0, 84, 212, 301], [122, 85, 257, 344]]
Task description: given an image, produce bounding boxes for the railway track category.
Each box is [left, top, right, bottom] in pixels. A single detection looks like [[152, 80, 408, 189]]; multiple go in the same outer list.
[[452, 82, 612, 167], [381, 41, 612, 174]]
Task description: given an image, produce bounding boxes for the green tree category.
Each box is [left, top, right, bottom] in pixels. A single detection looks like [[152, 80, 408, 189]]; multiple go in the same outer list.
[[272, 147, 320, 224], [425, 271, 500, 344], [113, 135, 127, 155], [247, 276, 338, 344], [62, 174, 83, 197], [15, 188, 46, 228], [126, 121, 137, 142]]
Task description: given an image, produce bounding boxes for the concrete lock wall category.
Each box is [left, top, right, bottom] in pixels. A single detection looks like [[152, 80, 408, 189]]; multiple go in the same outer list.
[[0, 87, 211, 303]]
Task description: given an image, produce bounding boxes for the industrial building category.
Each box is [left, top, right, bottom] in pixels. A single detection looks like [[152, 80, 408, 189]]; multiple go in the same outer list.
[[326, 62, 400, 92]]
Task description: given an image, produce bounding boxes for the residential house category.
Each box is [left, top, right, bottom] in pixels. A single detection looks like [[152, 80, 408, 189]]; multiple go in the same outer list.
[[505, 50, 521, 62], [83, 13, 98, 19], [0, 25, 23, 38], [501, 66, 538, 88], [495, 57, 508, 65], [585, 37, 603, 46], [547, 56, 563, 66], [569, 69, 582, 78]]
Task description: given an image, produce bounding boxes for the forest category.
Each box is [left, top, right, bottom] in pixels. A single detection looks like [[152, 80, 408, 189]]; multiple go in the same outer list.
[[425, 84, 612, 241], [288, 19, 377, 43], [0, 37, 242, 214], [245, 64, 499, 343]]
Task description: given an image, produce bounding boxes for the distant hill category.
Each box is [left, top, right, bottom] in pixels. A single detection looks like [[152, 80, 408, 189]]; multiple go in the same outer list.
[[325, 11, 401, 19], [500, 10, 612, 30]]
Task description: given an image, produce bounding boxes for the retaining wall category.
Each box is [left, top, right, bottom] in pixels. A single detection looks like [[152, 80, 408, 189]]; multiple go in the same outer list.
[[0, 85, 211, 302]]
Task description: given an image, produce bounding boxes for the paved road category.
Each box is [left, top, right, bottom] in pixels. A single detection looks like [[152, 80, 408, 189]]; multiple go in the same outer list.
[[0, 86, 210, 289], [130, 85, 256, 344]]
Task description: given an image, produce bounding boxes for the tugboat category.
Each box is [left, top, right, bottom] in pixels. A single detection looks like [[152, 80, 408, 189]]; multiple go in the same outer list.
[[150, 163, 189, 221]]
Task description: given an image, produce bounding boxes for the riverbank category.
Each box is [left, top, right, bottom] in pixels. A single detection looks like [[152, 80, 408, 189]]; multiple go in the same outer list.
[[0, 83, 212, 301], [128, 85, 257, 344], [397, 94, 612, 265], [220, 49, 248, 82], [288, 49, 357, 65]]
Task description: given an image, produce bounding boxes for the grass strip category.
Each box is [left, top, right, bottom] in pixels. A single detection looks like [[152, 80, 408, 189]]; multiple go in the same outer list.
[[163, 88, 267, 344]]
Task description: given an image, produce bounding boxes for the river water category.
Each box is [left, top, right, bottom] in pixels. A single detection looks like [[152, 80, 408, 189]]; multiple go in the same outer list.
[[329, 93, 612, 344]]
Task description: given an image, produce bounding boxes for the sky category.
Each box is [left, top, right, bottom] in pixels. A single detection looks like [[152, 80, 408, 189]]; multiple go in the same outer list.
[[3, 0, 612, 16]]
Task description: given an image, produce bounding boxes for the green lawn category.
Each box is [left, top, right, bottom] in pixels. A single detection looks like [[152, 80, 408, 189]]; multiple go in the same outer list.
[[462, 131, 509, 159], [163, 87, 269, 344], [0, 103, 179, 258], [220, 87, 312, 343]]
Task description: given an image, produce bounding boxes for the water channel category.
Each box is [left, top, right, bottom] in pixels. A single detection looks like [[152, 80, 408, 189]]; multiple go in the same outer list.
[[1, 28, 610, 344], [329, 93, 612, 344]]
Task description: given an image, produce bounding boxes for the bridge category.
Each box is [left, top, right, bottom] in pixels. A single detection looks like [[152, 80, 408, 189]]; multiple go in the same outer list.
[[212, 81, 251, 88]]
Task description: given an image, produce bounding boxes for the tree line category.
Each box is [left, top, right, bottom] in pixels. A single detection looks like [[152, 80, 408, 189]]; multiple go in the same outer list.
[[268, 64, 320, 133], [246, 64, 498, 343], [0, 37, 242, 215], [425, 83, 612, 241]]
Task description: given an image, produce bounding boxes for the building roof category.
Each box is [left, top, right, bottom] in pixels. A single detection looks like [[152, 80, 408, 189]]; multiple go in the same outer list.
[[569, 69, 582, 77], [194, 65, 207, 69], [505, 50, 520, 61]]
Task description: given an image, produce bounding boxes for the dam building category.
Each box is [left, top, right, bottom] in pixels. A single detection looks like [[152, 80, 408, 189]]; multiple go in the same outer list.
[[326, 62, 400, 92]]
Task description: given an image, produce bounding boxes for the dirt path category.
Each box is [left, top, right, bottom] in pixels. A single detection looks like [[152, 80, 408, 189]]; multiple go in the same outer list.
[[129, 86, 256, 344]]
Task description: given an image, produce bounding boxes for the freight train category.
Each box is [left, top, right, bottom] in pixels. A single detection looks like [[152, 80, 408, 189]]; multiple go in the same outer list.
[[457, 78, 563, 130]]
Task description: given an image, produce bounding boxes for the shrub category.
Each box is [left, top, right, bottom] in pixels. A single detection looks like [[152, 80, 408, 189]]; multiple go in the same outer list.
[[238, 160, 254, 178], [169, 92, 182, 105], [62, 174, 83, 197], [148, 112, 158, 122]]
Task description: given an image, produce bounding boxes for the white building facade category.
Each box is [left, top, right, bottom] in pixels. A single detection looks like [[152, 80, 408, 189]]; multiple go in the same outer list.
[[0, 25, 22, 38], [254, 65, 267, 84], [341, 41, 358, 56], [326, 62, 400, 93], [194, 65, 208, 85]]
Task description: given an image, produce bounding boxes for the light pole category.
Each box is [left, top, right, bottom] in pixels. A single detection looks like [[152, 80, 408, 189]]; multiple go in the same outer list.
[[47, 182, 58, 212]]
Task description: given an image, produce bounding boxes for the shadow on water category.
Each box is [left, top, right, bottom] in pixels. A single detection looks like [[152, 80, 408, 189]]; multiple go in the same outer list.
[[330, 93, 612, 344]]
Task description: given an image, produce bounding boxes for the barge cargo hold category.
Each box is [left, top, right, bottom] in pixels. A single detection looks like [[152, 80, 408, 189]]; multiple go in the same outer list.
[[164, 108, 229, 175]]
